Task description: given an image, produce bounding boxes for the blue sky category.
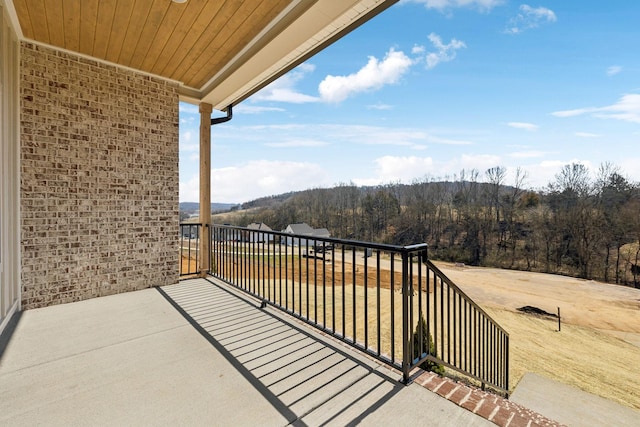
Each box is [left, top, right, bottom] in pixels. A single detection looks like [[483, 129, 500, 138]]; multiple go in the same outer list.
[[179, 0, 640, 203]]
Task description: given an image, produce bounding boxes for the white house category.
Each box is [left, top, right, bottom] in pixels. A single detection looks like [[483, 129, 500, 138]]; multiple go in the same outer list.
[[245, 223, 274, 243], [284, 223, 331, 248]]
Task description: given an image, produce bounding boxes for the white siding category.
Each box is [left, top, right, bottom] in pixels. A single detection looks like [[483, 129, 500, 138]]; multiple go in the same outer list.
[[0, 2, 20, 334]]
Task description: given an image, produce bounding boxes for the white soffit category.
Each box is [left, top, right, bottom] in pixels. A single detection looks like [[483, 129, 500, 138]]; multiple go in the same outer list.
[[198, 0, 397, 110]]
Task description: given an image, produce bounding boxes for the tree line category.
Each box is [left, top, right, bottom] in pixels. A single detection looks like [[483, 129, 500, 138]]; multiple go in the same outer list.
[[213, 163, 640, 287]]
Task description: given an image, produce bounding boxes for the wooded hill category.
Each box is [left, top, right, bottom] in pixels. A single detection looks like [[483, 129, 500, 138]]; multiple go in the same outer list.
[[213, 164, 640, 287]]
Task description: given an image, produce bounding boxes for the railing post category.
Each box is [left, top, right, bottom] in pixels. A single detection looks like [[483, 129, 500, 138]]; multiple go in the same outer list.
[[505, 334, 510, 392], [401, 249, 411, 384]]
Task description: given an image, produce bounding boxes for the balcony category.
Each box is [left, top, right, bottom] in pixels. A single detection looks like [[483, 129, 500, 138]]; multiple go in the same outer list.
[[8, 224, 616, 425], [1, 277, 497, 426]]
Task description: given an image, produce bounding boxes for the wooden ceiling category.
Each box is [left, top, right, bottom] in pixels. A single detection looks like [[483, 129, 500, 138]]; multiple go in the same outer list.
[[9, 0, 398, 109]]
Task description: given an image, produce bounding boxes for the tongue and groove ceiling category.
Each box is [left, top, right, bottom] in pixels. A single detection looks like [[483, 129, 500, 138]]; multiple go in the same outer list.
[[9, 0, 397, 110]]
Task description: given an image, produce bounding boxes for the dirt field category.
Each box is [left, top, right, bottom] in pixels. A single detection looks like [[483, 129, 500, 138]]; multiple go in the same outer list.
[[433, 261, 640, 410], [435, 262, 640, 346]]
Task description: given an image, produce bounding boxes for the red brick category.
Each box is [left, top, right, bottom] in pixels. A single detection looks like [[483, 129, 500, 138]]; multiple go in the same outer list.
[[425, 376, 448, 392], [460, 390, 484, 412], [448, 385, 471, 405], [507, 413, 532, 427], [489, 406, 513, 427], [415, 371, 438, 387], [476, 400, 498, 420], [435, 380, 457, 397]]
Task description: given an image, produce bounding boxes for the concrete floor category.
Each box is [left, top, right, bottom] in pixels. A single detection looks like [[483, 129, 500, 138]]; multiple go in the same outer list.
[[0, 278, 492, 426], [511, 373, 640, 427]]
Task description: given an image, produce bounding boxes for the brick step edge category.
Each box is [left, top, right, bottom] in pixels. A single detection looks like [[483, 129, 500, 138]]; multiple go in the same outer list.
[[415, 371, 567, 427]]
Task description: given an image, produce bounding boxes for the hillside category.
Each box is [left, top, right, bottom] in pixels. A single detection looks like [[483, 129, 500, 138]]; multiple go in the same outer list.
[[202, 172, 640, 287], [179, 202, 238, 213]]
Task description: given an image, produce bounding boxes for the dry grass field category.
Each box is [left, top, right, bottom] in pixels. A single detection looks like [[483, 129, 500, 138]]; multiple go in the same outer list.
[[183, 248, 640, 410], [433, 262, 640, 411], [179, 255, 199, 276]]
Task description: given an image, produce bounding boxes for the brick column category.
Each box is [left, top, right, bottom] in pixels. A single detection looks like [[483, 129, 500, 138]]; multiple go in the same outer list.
[[199, 103, 212, 277]]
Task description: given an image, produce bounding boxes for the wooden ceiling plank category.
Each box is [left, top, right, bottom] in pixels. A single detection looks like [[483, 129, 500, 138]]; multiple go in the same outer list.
[[44, 0, 65, 47], [159, 0, 233, 80], [93, 0, 118, 59], [181, 0, 290, 87], [117, 0, 152, 66], [138, 2, 186, 72], [62, 0, 81, 52], [104, 0, 135, 64], [12, 0, 34, 39], [148, 0, 211, 76], [185, 0, 290, 88], [79, 0, 99, 56], [27, 0, 50, 43], [128, 0, 171, 70]]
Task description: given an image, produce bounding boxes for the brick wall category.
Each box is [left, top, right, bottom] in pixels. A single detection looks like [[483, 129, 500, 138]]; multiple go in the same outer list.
[[20, 42, 179, 309]]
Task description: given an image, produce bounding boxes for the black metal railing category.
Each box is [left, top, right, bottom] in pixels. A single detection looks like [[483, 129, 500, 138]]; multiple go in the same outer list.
[[204, 223, 509, 393], [179, 223, 203, 276], [412, 259, 509, 393]]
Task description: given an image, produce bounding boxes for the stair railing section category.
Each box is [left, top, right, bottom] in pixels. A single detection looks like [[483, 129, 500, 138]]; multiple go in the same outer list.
[[410, 258, 509, 393], [179, 223, 202, 276], [209, 224, 508, 393]]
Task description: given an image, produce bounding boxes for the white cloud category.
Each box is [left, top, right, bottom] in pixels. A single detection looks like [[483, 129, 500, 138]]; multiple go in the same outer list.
[[224, 123, 474, 150], [552, 93, 640, 123], [505, 4, 557, 34], [488, 159, 594, 190], [179, 130, 198, 153], [318, 124, 473, 147], [353, 156, 434, 186], [402, 0, 504, 12], [412, 44, 426, 55], [252, 64, 320, 103], [234, 105, 286, 114], [264, 139, 329, 148], [367, 103, 394, 110], [507, 122, 538, 131], [353, 153, 501, 186], [575, 132, 600, 138], [350, 154, 621, 190], [179, 178, 200, 204], [508, 150, 546, 159], [180, 160, 331, 203], [551, 108, 591, 118], [459, 153, 503, 171], [517, 162, 563, 189], [318, 48, 413, 103], [179, 103, 199, 114], [618, 157, 640, 183], [426, 134, 473, 145], [425, 33, 466, 69], [607, 65, 622, 76]]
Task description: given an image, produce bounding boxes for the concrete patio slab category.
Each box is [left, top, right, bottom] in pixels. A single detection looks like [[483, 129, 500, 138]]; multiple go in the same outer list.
[[510, 372, 640, 427], [0, 278, 493, 426], [0, 286, 290, 426]]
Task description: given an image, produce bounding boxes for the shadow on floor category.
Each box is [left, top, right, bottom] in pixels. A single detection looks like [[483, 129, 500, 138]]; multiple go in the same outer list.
[[157, 278, 406, 426]]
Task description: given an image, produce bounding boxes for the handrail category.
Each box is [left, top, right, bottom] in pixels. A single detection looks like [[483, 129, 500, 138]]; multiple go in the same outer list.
[[198, 223, 509, 393]]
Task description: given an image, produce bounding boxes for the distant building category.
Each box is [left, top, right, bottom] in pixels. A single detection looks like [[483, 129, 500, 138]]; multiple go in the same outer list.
[[245, 222, 274, 243], [283, 223, 331, 247], [314, 228, 331, 239]]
